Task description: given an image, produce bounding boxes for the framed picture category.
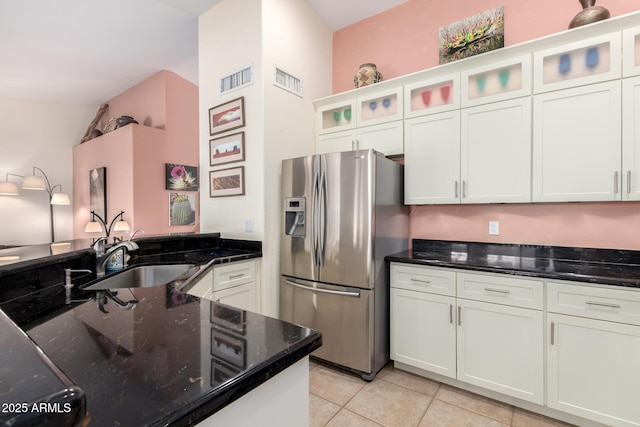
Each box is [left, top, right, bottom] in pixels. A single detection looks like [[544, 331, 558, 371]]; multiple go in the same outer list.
[[165, 164, 198, 191], [169, 193, 196, 226], [439, 6, 504, 64], [89, 167, 107, 221], [209, 96, 245, 136], [209, 166, 245, 197], [210, 132, 245, 166]]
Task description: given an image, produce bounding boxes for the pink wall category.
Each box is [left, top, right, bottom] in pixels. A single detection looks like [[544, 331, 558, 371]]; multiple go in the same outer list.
[[334, 1, 640, 250], [333, 0, 640, 93], [73, 71, 199, 238]]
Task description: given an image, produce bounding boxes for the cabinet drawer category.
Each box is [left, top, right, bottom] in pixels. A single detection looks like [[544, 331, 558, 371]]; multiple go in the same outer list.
[[390, 262, 455, 296], [214, 260, 255, 291], [457, 272, 543, 309], [547, 281, 640, 326]]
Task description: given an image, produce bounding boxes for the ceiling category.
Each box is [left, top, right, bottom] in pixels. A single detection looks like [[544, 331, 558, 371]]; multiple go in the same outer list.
[[0, 0, 408, 105]]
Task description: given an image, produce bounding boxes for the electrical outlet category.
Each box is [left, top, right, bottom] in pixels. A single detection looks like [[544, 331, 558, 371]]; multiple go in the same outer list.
[[245, 220, 254, 232], [489, 221, 499, 236]]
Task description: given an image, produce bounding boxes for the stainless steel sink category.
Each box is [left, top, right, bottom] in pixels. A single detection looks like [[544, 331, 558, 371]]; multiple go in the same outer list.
[[82, 264, 195, 290]]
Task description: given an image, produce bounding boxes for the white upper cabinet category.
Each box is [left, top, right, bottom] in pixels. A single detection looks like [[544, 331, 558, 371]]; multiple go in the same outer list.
[[623, 25, 640, 77], [461, 97, 532, 203], [533, 33, 621, 93], [623, 76, 640, 200], [461, 54, 532, 107], [404, 74, 460, 119], [532, 81, 622, 202], [316, 99, 356, 135], [404, 111, 461, 205], [356, 86, 404, 126]]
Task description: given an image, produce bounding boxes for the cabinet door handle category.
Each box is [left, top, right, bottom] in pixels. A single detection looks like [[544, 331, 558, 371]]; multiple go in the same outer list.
[[457, 306, 462, 326], [462, 181, 467, 198], [627, 170, 632, 194], [410, 278, 430, 285], [351, 140, 355, 150], [586, 301, 621, 309], [484, 287, 510, 294], [454, 181, 459, 198], [449, 304, 453, 324], [614, 171, 619, 194], [229, 273, 245, 279], [550, 321, 555, 346]]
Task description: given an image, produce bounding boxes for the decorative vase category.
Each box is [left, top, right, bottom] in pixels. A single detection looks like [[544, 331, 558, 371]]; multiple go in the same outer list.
[[354, 63, 382, 88], [569, 0, 610, 29]]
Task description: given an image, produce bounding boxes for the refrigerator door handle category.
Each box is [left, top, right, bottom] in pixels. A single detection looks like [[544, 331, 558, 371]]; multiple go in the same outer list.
[[311, 167, 319, 267], [284, 279, 361, 297], [318, 168, 327, 266]]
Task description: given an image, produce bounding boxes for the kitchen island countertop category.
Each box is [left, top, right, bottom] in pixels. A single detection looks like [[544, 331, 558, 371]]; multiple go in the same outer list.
[[0, 235, 321, 426]]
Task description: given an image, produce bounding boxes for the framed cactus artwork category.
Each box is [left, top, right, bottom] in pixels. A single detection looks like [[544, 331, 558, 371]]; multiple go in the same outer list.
[[439, 6, 504, 64], [165, 164, 199, 191], [169, 193, 196, 226]]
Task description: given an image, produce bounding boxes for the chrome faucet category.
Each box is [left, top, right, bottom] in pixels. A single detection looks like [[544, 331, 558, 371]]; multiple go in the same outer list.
[[129, 229, 145, 241], [95, 240, 139, 277]]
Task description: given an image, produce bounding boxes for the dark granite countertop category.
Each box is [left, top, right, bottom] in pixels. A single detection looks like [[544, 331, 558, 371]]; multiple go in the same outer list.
[[22, 286, 321, 426], [386, 239, 640, 288], [0, 235, 321, 426]]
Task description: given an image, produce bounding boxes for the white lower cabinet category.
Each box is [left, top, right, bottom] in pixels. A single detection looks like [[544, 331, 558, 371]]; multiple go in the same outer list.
[[457, 299, 544, 404], [547, 313, 640, 427], [391, 288, 456, 378], [187, 259, 260, 313], [546, 281, 640, 426], [390, 263, 544, 405]]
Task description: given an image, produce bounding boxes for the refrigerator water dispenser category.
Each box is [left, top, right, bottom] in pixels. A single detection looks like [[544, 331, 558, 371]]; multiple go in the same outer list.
[[284, 197, 305, 236]]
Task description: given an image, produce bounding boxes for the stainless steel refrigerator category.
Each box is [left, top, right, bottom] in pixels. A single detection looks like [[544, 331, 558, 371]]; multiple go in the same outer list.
[[280, 149, 408, 380]]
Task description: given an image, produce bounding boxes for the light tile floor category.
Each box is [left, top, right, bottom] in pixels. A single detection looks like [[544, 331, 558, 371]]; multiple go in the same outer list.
[[309, 360, 576, 427]]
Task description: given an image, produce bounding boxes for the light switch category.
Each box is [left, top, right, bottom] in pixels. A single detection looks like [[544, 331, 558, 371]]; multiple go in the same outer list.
[[245, 220, 254, 232]]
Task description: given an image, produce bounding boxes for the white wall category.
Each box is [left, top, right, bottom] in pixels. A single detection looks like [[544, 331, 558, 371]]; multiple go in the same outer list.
[[198, 0, 332, 316], [198, 0, 265, 240], [0, 98, 97, 245], [261, 0, 332, 315]]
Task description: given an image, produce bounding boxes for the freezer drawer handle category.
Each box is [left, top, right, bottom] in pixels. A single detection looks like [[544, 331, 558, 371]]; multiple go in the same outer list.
[[284, 279, 360, 297], [410, 278, 431, 285]]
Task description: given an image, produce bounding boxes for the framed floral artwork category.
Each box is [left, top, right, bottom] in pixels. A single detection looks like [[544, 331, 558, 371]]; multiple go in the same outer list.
[[165, 164, 198, 191], [209, 97, 245, 136]]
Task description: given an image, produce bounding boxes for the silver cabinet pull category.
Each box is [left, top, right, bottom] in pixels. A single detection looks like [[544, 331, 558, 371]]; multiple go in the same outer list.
[[462, 181, 467, 198], [454, 181, 459, 198], [614, 171, 619, 194], [628, 170, 632, 194], [449, 304, 453, 324], [229, 273, 245, 279], [351, 140, 355, 150], [484, 287, 510, 294], [586, 301, 621, 309], [550, 321, 555, 345], [457, 306, 462, 326], [410, 278, 431, 285]]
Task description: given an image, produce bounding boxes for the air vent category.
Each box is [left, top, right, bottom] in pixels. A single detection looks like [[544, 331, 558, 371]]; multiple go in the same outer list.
[[219, 65, 253, 94], [274, 66, 302, 97]]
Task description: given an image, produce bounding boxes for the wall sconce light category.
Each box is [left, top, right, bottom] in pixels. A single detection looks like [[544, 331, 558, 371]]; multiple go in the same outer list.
[[85, 210, 130, 240], [0, 167, 70, 242]]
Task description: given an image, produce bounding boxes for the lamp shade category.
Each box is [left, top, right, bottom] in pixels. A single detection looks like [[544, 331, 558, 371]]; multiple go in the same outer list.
[[50, 193, 70, 205], [85, 221, 103, 233], [0, 181, 19, 195], [113, 220, 130, 232], [22, 175, 46, 190]]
